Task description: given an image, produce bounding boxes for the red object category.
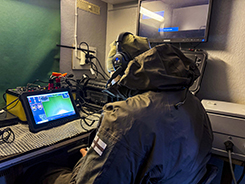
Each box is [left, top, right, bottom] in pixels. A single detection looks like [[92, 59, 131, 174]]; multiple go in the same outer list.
[[55, 78, 61, 89], [48, 79, 54, 90]]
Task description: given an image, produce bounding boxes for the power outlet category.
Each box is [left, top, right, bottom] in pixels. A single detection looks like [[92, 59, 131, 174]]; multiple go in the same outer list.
[[71, 46, 96, 70]]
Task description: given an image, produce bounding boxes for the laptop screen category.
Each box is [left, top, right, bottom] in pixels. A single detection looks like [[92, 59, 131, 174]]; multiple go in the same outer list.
[[27, 91, 76, 125], [20, 89, 80, 133]]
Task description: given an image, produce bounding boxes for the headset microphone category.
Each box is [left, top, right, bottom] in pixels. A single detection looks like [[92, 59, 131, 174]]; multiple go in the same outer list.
[[105, 32, 134, 88], [105, 66, 123, 88]]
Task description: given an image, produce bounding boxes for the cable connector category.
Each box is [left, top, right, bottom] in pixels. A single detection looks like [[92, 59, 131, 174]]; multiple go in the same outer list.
[[224, 140, 234, 152], [224, 140, 237, 184], [0, 109, 5, 114]]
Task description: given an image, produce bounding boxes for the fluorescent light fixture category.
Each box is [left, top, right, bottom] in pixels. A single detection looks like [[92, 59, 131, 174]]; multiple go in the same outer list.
[[140, 7, 164, 22]]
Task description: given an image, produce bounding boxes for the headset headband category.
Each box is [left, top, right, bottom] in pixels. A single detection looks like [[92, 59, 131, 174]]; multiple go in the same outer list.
[[116, 32, 133, 52]]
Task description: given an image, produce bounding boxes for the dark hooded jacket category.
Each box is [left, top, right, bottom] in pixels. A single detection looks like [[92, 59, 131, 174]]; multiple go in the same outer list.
[[75, 44, 213, 184]]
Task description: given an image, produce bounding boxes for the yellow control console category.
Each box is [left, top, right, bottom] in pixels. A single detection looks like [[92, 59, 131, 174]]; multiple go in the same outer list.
[[6, 89, 27, 121]]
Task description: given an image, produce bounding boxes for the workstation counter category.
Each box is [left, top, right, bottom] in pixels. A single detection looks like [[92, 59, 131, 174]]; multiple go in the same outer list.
[[0, 115, 99, 173]]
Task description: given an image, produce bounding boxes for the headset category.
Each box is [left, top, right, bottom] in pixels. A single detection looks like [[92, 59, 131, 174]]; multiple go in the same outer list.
[[106, 32, 134, 87], [112, 32, 133, 75]]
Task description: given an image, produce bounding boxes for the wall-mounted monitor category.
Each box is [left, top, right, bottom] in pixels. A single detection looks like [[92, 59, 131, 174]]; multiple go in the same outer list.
[[137, 0, 213, 43]]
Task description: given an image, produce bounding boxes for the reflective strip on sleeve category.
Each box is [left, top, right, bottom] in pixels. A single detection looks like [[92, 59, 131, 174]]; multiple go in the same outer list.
[[91, 135, 107, 156]]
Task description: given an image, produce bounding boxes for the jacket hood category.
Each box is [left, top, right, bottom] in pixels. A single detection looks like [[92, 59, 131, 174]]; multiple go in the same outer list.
[[107, 33, 151, 72], [118, 44, 200, 92]]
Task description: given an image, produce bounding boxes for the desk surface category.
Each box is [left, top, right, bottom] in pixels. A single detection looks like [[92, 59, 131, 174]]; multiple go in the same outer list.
[[0, 114, 99, 171]]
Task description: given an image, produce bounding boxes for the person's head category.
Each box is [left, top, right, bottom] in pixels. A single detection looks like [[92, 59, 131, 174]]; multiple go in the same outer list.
[[104, 36, 200, 100], [106, 32, 151, 86]]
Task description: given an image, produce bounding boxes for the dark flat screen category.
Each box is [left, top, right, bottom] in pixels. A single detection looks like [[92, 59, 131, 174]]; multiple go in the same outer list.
[[137, 0, 213, 43]]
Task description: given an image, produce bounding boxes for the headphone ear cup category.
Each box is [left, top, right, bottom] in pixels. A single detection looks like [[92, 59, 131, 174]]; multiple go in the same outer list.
[[120, 52, 130, 71], [120, 52, 129, 62], [111, 32, 133, 75], [112, 51, 129, 76]]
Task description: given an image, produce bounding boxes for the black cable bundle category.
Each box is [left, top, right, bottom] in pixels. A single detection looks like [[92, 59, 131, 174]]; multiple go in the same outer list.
[[0, 127, 15, 143]]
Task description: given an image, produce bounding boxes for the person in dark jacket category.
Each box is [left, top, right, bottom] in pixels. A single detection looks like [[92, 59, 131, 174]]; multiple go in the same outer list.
[[19, 33, 213, 184], [74, 38, 213, 184]]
